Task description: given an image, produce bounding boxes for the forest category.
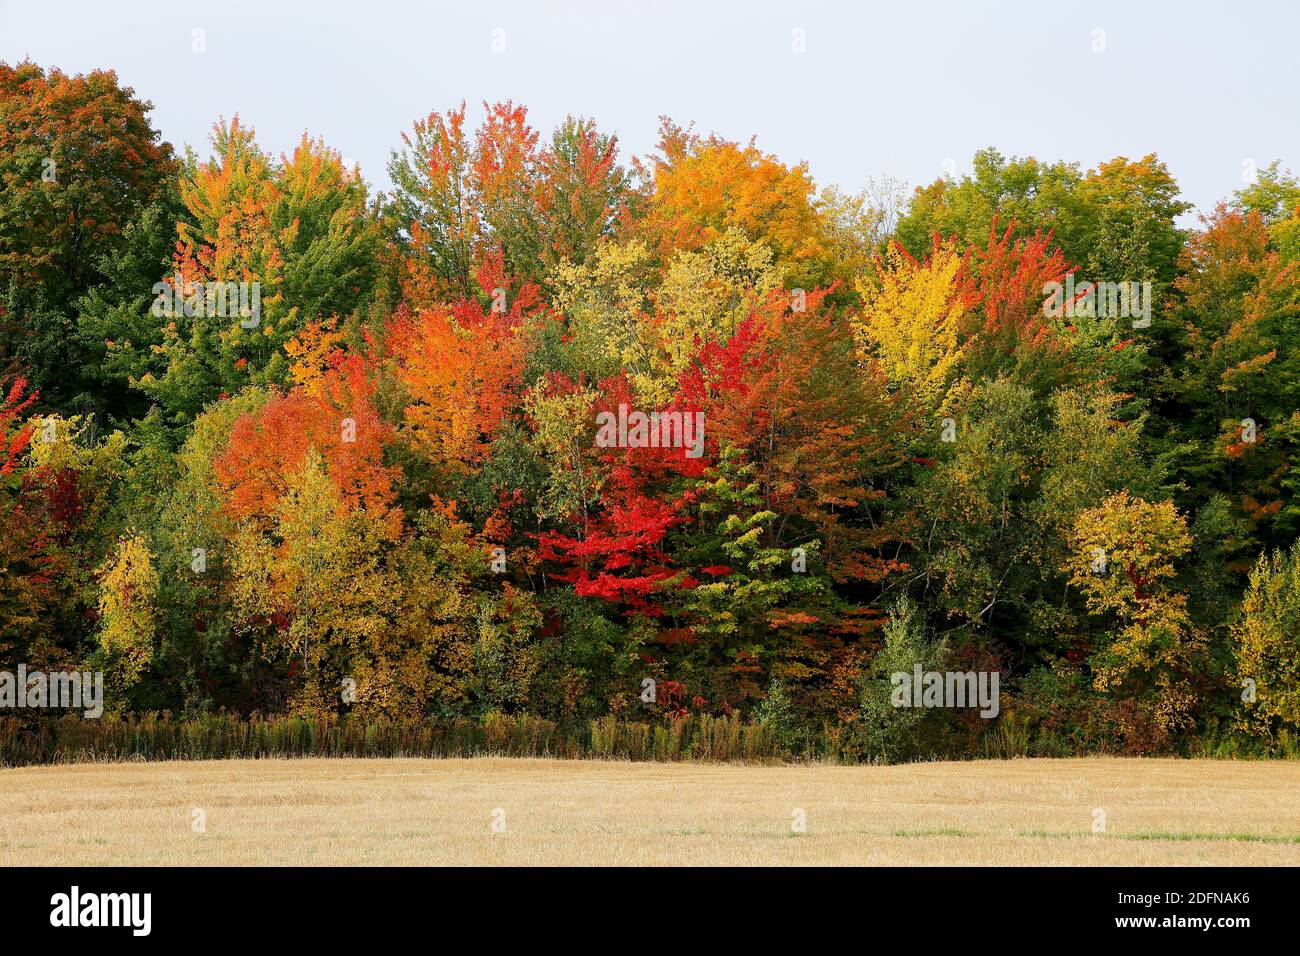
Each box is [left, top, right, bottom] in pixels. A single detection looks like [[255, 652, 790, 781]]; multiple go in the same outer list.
[[2, 59, 1298, 762]]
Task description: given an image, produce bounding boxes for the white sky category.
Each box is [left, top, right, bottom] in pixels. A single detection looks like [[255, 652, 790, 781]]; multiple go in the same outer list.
[[3, 0, 1297, 222]]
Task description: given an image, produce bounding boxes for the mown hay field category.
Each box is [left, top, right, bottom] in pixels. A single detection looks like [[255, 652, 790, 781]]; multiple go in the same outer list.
[[1, 757, 1297, 865]]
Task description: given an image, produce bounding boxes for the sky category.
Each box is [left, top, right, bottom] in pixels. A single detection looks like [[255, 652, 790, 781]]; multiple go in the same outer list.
[[2, 0, 1297, 222]]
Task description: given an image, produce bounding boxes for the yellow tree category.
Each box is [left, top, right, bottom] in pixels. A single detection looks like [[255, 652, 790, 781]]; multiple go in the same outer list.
[[850, 242, 968, 415], [1065, 492, 1203, 734], [550, 229, 785, 407], [651, 227, 783, 402], [1233, 541, 1300, 736], [96, 532, 160, 702], [523, 375, 603, 527], [283, 318, 346, 397], [550, 237, 658, 395], [230, 451, 401, 714], [636, 121, 834, 288]]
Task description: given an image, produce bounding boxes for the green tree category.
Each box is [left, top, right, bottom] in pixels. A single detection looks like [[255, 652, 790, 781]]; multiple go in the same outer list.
[[0, 61, 176, 406], [858, 597, 950, 763]]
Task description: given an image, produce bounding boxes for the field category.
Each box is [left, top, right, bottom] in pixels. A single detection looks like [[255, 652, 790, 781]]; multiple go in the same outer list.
[[1, 757, 1298, 866]]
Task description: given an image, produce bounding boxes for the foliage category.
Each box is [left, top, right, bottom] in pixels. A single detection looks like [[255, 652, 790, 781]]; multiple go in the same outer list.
[[2, 64, 1298, 762], [0, 62, 175, 409], [1234, 542, 1300, 734], [857, 597, 949, 762]]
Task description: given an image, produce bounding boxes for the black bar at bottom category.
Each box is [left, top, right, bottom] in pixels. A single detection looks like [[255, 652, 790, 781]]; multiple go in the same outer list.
[[0, 866, 1277, 941]]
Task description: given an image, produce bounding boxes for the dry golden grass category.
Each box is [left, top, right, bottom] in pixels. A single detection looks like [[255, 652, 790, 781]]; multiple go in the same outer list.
[[1, 756, 1298, 865]]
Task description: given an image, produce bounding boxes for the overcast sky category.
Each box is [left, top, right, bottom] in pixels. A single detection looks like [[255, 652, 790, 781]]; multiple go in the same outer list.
[[3, 0, 1296, 221]]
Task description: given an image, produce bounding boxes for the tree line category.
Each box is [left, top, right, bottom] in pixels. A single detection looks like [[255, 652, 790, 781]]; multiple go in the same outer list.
[[2, 60, 1298, 760]]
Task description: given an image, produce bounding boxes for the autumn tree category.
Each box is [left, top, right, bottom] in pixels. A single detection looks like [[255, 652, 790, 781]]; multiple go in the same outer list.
[[851, 241, 969, 415], [229, 450, 402, 713], [0, 61, 176, 406], [1234, 540, 1300, 736], [139, 118, 381, 422], [0, 376, 40, 662], [390, 254, 536, 477], [389, 103, 635, 303], [214, 359, 400, 538], [1065, 492, 1203, 737], [534, 117, 637, 274], [0, 412, 128, 672], [634, 120, 836, 290], [896, 148, 1189, 286], [94, 531, 160, 707], [1156, 205, 1300, 547], [1234, 160, 1300, 260]]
